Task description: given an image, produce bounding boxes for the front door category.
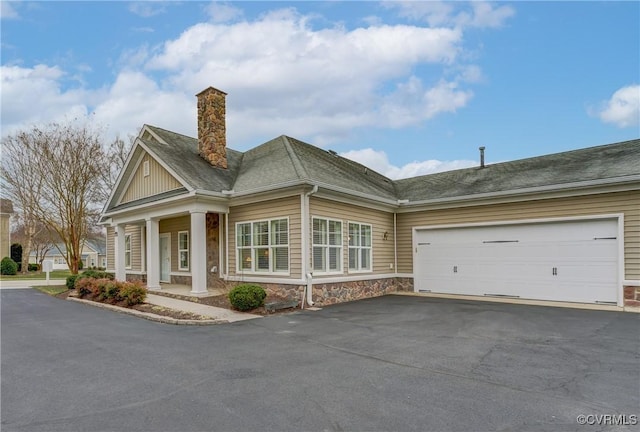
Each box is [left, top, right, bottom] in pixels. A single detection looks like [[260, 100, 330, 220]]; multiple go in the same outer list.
[[160, 234, 170, 282]]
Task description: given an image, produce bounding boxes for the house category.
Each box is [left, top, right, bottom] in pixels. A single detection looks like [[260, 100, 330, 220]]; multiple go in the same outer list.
[[101, 87, 640, 309], [30, 240, 107, 270], [0, 199, 13, 259]]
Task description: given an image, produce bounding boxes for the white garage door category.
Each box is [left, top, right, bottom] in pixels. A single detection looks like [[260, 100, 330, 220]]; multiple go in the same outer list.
[[414, 218, 619, 304]]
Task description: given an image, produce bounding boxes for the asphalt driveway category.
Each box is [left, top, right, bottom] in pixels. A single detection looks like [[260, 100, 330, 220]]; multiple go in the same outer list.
[[2, 289, 638, 431]]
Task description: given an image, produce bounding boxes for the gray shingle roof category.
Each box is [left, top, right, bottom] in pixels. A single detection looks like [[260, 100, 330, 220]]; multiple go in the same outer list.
[[395, 139, 640, 202], [144, 126, 242, 192], [232, 136, 397, 200], [112, 126, 638, 211]]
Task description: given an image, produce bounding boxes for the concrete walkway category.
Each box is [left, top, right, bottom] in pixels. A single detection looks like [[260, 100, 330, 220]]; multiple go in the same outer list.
[[145, 293, 261, 323]]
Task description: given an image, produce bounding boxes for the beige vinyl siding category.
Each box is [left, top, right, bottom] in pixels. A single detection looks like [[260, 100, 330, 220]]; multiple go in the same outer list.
[[106, 227, 115, 270], [159, 216, 190, 273], [396, 190, 640, 279], [229, 196, 301, 278], [105, 225, 144, 271], [1, 215, 10, 259], [310, 197, 395, 275], [125, 225, 143, 271], [120, 153, 182, 204]]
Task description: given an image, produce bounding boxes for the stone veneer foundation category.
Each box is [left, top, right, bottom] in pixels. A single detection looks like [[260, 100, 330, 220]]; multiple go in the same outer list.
[[223, 277, 414, 307], [623, 286, 640, 307]]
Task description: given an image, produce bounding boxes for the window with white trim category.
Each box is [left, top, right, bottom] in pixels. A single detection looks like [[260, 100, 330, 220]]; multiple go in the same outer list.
[[348, 222, 372, 272], [124, 234, 131, 269], [312, 217, 342, 273], [236, 218, 289, 273], [178, 231, 189, 271]]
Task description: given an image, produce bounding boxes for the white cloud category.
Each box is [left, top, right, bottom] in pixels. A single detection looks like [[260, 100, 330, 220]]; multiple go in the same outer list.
[[0, 2, 19, 19], [341, 148, 477, 179], [0, 65, 91, 135], [1, 6, 498, 149], [128, 2, 166, 18], [142, 10, 470, 144], [597, 85, 640, 128], [91, 71, 194, 140], [206, 2, 243, 23], [384, 1, 514, 29]]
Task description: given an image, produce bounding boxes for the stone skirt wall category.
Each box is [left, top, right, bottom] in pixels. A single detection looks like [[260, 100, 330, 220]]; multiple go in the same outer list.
[[125, 273, 146, 283], [223, 277, 413, 307], [623, 286, 640, 307]]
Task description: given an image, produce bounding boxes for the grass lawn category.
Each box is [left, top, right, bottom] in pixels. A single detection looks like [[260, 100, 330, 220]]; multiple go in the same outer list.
[[32, 285, 69, 296], [0, 270, 72, 280]]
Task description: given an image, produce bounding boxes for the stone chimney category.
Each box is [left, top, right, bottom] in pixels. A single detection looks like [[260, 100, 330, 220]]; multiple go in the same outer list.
[[196, 87, 227, 169]]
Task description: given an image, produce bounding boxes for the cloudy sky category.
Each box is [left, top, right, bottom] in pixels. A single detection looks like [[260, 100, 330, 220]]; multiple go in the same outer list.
[[1, 1, 638, 179]]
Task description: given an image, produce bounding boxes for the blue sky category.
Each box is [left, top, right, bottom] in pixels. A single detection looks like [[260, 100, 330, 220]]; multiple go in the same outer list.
[[1, 1, 638, 179]]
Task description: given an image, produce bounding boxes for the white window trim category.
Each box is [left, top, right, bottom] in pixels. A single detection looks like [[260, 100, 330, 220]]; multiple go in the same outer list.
[[124, 234, 132, 269], [312, 216, 343, 275], [235, 217, 290, 275], [348, 221, 373, 273], [178, 230, 190, 271]]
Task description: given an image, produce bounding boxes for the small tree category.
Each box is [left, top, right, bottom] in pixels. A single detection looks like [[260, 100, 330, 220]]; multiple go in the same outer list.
[[10, 244, 22, 270]]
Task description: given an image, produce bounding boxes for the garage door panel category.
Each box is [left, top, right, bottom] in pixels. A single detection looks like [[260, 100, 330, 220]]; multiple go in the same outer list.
[[414, 218, 619, 304]]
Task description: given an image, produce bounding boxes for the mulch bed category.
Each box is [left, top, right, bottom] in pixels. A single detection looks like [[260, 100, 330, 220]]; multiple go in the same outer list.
[[57, 290, 300, 320]]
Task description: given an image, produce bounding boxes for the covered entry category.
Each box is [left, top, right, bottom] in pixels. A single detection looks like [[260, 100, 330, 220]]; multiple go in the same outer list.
[[413, 216, 621, 305]]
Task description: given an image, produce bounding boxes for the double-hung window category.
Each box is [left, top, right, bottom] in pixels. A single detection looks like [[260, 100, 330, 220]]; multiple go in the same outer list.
[[236, 218, 289, 273], [124, 234, 131, 269], [178, 231, 189, 271], [348, 222, 372, 272], [312, 218, 342, 273]]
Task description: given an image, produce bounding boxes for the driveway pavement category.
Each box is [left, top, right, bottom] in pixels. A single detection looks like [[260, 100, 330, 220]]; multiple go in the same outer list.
[[2, 289, 638, 432]]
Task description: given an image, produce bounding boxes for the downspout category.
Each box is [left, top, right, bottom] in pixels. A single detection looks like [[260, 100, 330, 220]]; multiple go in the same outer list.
[[393, 212, 398, 275], [302, 185, 319, 308]]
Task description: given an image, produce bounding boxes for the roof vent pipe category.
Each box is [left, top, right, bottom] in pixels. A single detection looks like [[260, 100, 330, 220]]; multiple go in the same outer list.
[[479, 146, 486, 168]]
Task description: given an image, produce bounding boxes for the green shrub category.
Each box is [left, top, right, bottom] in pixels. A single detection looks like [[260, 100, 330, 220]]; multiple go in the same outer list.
[[0, 257, 18, 275], [228, 284, 267, 311], [81, 270, 114, 280], [118, 282, 146, 306], [66, 274, 80, 290], [102, 279, 120, 302], [28, 263, 40, 271]]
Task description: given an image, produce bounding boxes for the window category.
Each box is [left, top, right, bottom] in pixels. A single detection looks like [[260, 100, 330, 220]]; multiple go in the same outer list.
[[178, 231, 189, 271], [143, 160, 150, 177], [348, 222, 372, 272], [313, 218, 342, 273], [124, 234, 131, 269], [236, 218, 289, 273]]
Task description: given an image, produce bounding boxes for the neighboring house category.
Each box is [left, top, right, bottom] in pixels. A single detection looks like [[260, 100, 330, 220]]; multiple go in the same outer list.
[[30, 240, 107, 270], [0, 199, 14, 259], [101, 87, 640, 309]]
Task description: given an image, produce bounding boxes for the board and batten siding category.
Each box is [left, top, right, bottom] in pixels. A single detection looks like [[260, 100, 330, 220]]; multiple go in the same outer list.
[[228, 196, 302, 278], [396, 190, 640, 280], [309, 197, 395, 276], [120, 153, 182, 204], [159, 216, 190, 273]]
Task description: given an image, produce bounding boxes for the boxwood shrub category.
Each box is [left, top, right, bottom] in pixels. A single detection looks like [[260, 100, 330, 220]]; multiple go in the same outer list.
[[228, 284, 267, 311], [0, 257, 18, 275]]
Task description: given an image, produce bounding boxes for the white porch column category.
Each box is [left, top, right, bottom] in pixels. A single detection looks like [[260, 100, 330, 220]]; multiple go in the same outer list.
[[115, 224, 126, 281], [146, 218, 160, 290], [190, 211, 207, 294]]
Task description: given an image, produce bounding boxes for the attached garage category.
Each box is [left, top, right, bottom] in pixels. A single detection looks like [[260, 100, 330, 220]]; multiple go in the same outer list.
[[413, 216, 622, 305]]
